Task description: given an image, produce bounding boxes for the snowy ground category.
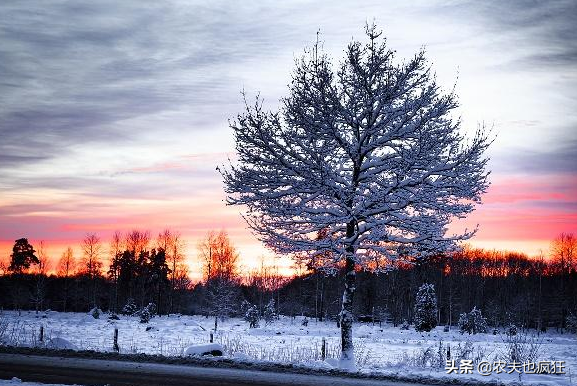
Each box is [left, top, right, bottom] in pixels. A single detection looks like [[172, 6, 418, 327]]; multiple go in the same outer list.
[[0, 310, 575, 385], [0, 378, 82, 386]]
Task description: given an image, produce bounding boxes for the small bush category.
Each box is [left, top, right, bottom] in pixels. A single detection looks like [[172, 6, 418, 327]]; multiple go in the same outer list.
[[244, 305, 259, 328], [400, 319, 410, 330], [500, 331, 542, 364], [458, 307, 488, 334], [506, 323, 518, 336], [139, 303, 156, 324], [122, 298, 137, 316], [89, 307, 102, 319]]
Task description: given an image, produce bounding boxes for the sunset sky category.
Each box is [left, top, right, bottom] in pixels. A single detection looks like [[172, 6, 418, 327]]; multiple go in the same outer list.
[[1, 1, 576, 277]]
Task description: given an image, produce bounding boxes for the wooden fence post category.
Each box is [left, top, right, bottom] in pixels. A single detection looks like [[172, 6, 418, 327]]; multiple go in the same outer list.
[[321, 337, 326, 361], [210, 331, 214, 343], [39, 326, 44, 343], [113, 328, 119, 353]]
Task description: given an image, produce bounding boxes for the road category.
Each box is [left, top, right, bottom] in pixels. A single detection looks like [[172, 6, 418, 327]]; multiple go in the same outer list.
[[0, 353, 420, 386]]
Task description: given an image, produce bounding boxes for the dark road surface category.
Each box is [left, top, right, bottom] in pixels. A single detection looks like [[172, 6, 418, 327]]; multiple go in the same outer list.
[[0, 353, 421, 386]]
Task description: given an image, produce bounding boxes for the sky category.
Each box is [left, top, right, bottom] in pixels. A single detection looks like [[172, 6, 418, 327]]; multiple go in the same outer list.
[[0, 0, 576, 277]]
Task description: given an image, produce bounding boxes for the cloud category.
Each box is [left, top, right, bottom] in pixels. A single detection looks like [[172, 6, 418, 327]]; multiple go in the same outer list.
[[0, 1, 304, 170], [490, 138, 577, 175], [1, 0, 575, 264], [443, 0, 577, 69]]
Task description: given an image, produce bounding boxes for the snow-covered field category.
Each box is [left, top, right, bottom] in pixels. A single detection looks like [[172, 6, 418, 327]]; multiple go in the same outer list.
[[0, 378, 80, 386], [0, 310, 575, 385]]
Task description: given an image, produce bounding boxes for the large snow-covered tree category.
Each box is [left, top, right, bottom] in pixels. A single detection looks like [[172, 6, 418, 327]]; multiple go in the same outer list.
[[220, 25, 490, 370]]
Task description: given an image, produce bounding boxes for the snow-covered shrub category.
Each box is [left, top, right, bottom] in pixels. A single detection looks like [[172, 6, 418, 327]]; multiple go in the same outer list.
[[452, 340, 488, 366], [89, 307, 102, 319], [506, 323, 518, 336], [413, 345, 437, 368], [263, 299, 277, 325], [139, 308, 152, 324], [414, 283, 438, 332], [108, 312, 120, 320], [146, 302, 157, 315], [240, 300, 251, 314], [443, 325, 450, 332], [458, 307, 488, 334], [139, 303, 156, 324], [566, 313, 577, 333], [122, 298, 137, 315], [206, 279, 238, 321], [0, 315, 9, 343], [397, 341, 449, 369], [244, 305, 259, 328], [500, 331, 542, 364], [400, 319, 410, 330], [301, 317, 309, 326]]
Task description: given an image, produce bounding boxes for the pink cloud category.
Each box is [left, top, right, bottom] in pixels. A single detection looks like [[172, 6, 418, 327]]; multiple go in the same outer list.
[[1, 158, 575, 271]]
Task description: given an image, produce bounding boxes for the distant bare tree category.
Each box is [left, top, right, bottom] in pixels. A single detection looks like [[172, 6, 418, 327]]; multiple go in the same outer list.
[[156, 229, 186, 313], [80, 233, 103, 308], [57, 247, 75, 277], [551, 232, 576, 330], [552, 233, 576, 275], [108, 231, 124, 312], [57, 247, 75, 312], [198, 230, 239, 283], [125, 230, 150, 256], [110, 231, 124, 261], [34, 241, 50, 275], [0, 260, 7, 276], [31, 241, 49, 313]]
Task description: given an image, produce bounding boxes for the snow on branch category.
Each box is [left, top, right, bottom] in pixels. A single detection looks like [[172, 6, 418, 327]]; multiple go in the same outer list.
[[219, 28, 491, 272]]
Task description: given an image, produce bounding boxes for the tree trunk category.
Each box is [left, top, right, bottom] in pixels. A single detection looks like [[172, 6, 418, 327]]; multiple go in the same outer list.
[[339, 253, 356, 370], [63, 277, 68, 313], [339, 221, 356, 371]]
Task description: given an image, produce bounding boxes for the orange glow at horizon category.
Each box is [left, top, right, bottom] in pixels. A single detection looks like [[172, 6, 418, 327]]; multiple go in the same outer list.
[[0, 154, 575, 278]]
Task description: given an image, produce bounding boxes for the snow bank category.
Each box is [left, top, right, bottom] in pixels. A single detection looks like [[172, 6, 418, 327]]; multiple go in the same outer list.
[[45, 337, 78, 350], [0, 377, 83, 386], [184, 343, 223, 356], [323, 358, 339, 368]]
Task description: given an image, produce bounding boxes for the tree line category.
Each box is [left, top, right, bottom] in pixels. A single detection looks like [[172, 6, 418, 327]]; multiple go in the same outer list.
[[0, 229, 190, 315], [0, 231, 575, 331]]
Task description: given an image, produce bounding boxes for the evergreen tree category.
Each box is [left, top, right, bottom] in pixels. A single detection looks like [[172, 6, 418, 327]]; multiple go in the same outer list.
[[148, 248, 171, 315], [245, 304, 259, 328], [122, 298, 137, 315], [566, 313, 577, 334], [458, 306, 488, 334], [414, 283, 438, 332], [263, 298, 277, 325], [9, 238, 39, 273], [139, 302, 156, 323]]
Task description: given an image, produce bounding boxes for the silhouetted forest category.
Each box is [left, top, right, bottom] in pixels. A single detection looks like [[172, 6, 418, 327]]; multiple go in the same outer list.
[[1, 232, 575, 332]]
